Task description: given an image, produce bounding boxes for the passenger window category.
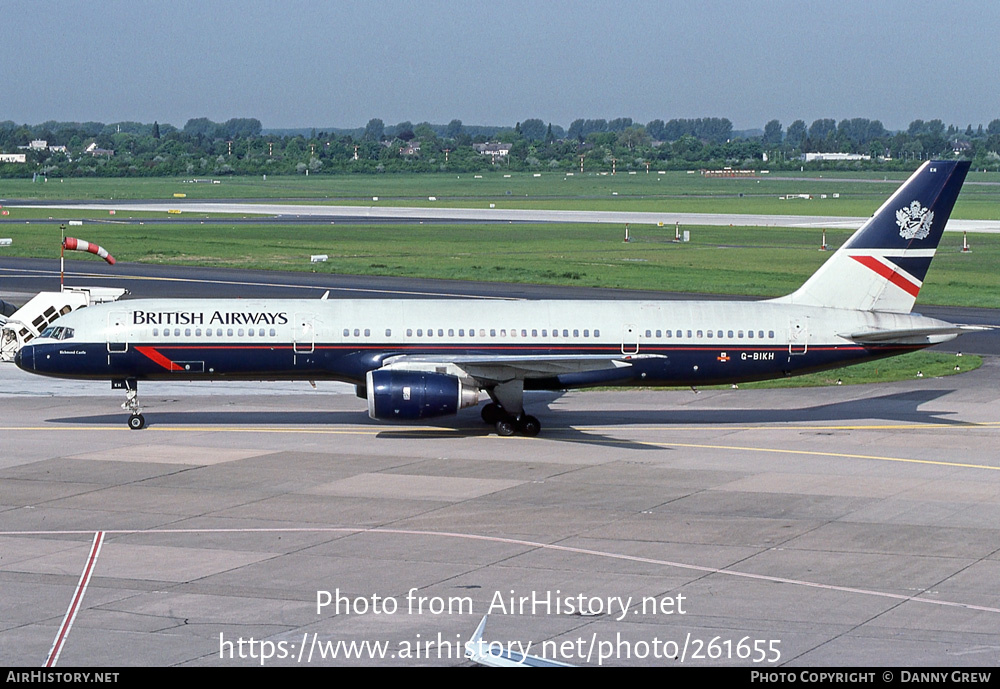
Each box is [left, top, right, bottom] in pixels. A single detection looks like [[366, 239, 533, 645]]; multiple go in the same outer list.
[[354, 329, 360, 337], [227, 328, 233, 336], [270, 329, 276, 336], [343, 328, 349, 337], [707, 330, 713, 338], [532, 329, 538, 337], [747, 330, 754, 339], [738, 330, 744, 338], [563, 329, 569, 337], [385, 329, 391, 337], [574, 329, 579, 337], [248, 328, 254, 337], [407, 329, 412, 337], [152, 328, 158, 337], [490, 329, 496, 337], [728, 330, 734, 338], [655, 330, 661, 338], [238, 328, 245, 337], [448, 329, 454, 337], [479, 329, 486, 337], [697, 330, 703, 338], [438, 329, 443, 337], [594, 329, 600, 337], [521, 329, 527, 337], [768, 330, 775, 338], [645, 330, 651, 338]]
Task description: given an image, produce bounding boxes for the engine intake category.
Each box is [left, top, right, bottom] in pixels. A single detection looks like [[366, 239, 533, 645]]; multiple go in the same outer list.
[[366, 369, 479, 420]]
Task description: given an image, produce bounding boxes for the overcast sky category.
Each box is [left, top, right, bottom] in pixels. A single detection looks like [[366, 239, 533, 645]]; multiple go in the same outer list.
[[2, 0, 997, 132]]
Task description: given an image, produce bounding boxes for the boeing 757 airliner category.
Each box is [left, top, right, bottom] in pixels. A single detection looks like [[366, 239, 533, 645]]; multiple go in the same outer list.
[[15, 161, 981, 435]]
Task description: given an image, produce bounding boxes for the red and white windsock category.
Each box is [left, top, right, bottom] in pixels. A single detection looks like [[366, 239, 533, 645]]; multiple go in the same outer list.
[[63, 237, 116, 265]]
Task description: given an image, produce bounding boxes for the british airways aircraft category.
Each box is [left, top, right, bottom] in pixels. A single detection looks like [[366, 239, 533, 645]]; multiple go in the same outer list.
[[15, 161, 979, 435]]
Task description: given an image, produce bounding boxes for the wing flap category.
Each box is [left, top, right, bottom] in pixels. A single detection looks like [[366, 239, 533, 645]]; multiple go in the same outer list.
[[380, 353, 665, 383]]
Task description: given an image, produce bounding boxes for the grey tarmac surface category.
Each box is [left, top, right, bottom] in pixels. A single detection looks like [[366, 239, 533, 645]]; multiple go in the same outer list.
[[1, 355, 1000, 667]]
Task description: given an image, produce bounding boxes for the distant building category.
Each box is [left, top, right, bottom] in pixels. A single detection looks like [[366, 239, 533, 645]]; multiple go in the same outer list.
[[802, 152, 870, 162], [473, 142, 511, 157], [399, 141, 421, 156], [84, 142, 114, 157], [0, 153, 26, 163], [28, 140, 48, 150]]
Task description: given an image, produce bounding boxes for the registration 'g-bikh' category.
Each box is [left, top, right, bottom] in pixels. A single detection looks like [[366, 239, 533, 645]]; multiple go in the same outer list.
[[16, 161, 980, 436]]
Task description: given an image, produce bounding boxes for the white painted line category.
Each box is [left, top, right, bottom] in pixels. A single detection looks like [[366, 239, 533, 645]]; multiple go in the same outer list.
[[44, 531, 104, 667]]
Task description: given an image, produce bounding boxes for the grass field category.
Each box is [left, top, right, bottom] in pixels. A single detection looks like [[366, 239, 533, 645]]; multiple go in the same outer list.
[[2, 219, 997, 307], [2, 170, 999, 308], [4, 169, 1000, 219]]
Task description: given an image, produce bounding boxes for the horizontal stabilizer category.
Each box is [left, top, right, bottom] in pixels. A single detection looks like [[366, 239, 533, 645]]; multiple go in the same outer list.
[[840, 324, 989, 345]]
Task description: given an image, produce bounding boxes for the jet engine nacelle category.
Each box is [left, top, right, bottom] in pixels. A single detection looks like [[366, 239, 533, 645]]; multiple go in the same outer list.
[[366, 369, 480, 421]]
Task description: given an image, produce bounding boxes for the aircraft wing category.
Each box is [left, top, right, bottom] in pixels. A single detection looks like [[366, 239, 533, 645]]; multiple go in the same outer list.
[[465, 615, 574, 667], [839, 325, 991, 346], [379, 353, 666, 383]]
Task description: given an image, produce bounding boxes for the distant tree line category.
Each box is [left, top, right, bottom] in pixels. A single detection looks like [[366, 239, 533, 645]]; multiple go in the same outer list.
[[2, 114, 1000, 179]]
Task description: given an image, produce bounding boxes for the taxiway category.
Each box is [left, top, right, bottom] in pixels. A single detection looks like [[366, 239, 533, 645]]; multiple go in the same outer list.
[[1, 355, 999, 666]]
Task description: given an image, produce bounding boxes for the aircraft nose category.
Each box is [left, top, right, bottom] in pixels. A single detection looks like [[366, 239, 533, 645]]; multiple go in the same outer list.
[[14, 345, 32, 371]]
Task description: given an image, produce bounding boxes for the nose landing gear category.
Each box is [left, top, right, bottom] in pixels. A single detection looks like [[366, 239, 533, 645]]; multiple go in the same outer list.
[[115, 379, 145, 430]]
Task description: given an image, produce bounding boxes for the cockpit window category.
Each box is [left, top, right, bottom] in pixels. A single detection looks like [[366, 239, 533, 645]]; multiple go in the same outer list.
[[39, 326, 74, 340]]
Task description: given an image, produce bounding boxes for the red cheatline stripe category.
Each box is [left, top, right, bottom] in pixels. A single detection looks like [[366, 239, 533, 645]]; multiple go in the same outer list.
[[850, 255, 921, 298], [45, 531, 104, 667], [135, 346, 184, 371]]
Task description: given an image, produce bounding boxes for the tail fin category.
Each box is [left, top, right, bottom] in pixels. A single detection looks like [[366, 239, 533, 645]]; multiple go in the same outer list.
[[773, 160, 970, 313]]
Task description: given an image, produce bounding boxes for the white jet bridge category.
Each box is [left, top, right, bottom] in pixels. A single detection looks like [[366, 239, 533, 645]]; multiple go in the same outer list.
[[0, 287, 128, 362]]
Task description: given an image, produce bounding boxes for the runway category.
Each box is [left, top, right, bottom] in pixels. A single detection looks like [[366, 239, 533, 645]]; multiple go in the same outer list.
[[9, 200, 1000, 233], [2, 353, 1000, 666]]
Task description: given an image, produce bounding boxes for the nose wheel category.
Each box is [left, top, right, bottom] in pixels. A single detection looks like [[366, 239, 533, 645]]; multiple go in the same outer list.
[[120, 381, 146, 430]]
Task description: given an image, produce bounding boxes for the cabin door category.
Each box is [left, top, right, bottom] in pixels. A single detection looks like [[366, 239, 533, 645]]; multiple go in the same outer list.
[[106, 311, 130, 355], [788, 317, 809, 355], [622, 324, 639, 355]]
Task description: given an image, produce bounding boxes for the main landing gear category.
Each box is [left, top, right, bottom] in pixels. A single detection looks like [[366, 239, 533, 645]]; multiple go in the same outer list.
[[117, 379, 145, 430], [481, 379, 540, 437], [481, 403, 541, 437]]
